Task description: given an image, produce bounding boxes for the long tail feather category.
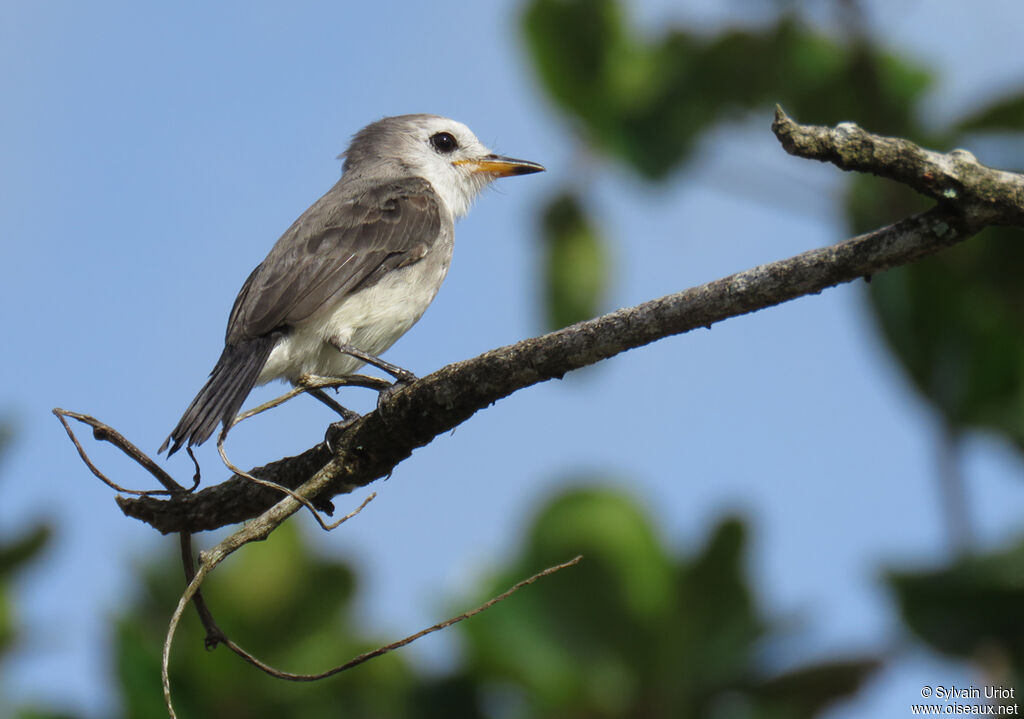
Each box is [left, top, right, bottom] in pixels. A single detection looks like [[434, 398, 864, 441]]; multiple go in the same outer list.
[[160, 337, 276, 456]]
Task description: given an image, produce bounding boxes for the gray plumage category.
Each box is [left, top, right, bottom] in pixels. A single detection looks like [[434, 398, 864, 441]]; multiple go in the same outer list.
[[161, 114, 543, 456]]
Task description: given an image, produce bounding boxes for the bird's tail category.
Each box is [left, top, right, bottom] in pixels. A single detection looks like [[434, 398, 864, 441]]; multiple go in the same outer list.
[[160, 336, 277, 456]]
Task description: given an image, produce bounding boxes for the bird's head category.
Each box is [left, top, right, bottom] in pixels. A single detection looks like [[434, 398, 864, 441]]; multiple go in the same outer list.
[[342, 114, 544, 218]]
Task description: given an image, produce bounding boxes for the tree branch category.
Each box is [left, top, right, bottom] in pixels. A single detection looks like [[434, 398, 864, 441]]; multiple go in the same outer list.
[[116, 109, 1024, 534], [771, 106, 1024, 226]]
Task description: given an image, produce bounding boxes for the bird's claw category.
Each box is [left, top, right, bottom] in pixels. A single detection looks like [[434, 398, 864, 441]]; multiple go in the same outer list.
[[324, 414, 361, 454], [393, 368, 418, 385], [376, 377, 414, 417]]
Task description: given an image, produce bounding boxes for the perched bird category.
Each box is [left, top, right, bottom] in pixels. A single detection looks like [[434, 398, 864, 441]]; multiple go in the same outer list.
[[161, 114, 544, 456]]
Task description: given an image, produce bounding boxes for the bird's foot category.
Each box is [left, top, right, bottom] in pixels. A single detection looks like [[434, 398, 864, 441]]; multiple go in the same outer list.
[[375, 377, 414, 417], [324, 414, 361, 454]]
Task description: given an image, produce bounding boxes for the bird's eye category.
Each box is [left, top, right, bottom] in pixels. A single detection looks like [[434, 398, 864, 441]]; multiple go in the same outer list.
[[430, 131, 459, 154]]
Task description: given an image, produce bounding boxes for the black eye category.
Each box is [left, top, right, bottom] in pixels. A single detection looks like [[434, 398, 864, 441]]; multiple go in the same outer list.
[[430, 131, 458, 154]]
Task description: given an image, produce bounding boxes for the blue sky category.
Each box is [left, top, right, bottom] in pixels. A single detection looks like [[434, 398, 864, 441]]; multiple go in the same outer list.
[[2, 1, 1024, 717]]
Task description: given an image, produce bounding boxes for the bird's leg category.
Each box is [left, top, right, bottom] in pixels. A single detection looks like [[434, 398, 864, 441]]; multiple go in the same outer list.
[[328, 342, 419, 385], [306, 387, 362, 454], [298, 381, 363, 453], [308, 387, 361, 422], [328, 341, 418, 418]]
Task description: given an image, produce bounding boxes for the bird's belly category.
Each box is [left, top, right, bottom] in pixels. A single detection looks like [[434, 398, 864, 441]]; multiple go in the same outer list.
[[257, 254, 450, 385]]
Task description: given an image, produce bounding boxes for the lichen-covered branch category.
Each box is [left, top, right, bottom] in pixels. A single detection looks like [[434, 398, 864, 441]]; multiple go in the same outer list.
[[116, 109, 1024, 534], [771, 106, 1024, 227]]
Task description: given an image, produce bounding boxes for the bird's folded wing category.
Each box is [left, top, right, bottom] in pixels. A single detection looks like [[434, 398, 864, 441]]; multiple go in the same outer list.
[[226, 177, 443, 343]]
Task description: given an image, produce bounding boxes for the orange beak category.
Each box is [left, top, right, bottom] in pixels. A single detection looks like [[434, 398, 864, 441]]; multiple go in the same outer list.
[[455, 154, 545, 177]]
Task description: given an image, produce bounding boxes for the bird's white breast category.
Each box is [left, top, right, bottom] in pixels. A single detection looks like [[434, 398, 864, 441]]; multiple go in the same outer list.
[[256, 230, 454, 385]]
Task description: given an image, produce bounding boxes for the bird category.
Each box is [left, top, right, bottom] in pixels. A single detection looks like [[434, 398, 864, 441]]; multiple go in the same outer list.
[[160, 114, 544, 456]]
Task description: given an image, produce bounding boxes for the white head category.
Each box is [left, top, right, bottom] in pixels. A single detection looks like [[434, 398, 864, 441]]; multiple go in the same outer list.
[[342, 114, 544, 218]]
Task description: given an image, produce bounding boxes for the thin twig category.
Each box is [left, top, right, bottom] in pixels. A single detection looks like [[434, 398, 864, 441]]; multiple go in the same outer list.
[[53, 408, 183, 495], [214, 377, 384, 531], [177, 491, 375, 657], [163, 559, 210, 719], [232, 374, 390, 426], [162, 488, 385, 718], [262, 554, 585, 681], [163, 552, 582, 719], [321, 491, 376, 530], [178, 532, 226, 649], [216, 432, 334, 530]]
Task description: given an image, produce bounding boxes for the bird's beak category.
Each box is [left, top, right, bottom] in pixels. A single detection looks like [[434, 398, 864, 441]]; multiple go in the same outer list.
[[455, 154, 545, 177]]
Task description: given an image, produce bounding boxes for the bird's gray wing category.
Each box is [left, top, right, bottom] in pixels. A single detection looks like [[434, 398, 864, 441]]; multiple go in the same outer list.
[[225, 177, 443, 344]]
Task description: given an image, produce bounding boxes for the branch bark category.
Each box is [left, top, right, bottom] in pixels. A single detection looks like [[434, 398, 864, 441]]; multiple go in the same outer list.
[[116, 108, 1024, 534]]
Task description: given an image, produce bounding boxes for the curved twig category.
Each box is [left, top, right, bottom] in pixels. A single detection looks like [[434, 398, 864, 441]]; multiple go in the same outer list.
[[162, 489, 377, 718], [53, 408, 183, 495], [226, 554, 585, 681], [163, 548, 581, 717], [214, 376, 388, 531]]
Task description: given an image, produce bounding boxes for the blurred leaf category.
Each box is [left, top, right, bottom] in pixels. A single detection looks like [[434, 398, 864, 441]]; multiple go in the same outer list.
[[11, 480, 882, 719], [460, 486, 873, 718], [669, 517, 763, 703], [528, 485, 676, 622], [888, 539, 1024, 668], [955, 93, 1024, 134], [851, 175, 1024, 445], [0, 526, 51, 577], [0, 421, 11, 457], [522, 0, 626, 122], [870, 227, 1024, 445], [523, 1, 931, 179], [541, 191, 610, 329], [523, 0, 650, 173], [851, 181, 1024, 444], [461, 487, 675, 714], [835, 44, 933, 136], [750, 658, 882, 719], [0, 421, 52, 658], [114, 522, 420, 719], [0, 594, 11, 655], [13, 711, 82, 719], [408, 677, 486, 719]]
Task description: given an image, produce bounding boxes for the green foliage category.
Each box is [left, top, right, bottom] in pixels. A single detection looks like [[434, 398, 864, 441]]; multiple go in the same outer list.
[[0, 423, 53, 656], [0, 524, 51, 654], [522, 0, 1024, 711], [0, 422, 66, 719], [522, 0, 932, 335], [888, 539, 1024, 695], [865, 224, 1024, 445], [747, 659, 884, 719], [114, 523, 422, 719], [94, 487, 875, 718], [954, 94, 1024, 134], [540, 191, 609, 330], [523, 0, 930, 180], [0, 526, 50, 579], [458, 487, 877, 718], [12, 711, 81, 719], [846, 90, 1024, 446], [522, 0, 1024, 447]]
